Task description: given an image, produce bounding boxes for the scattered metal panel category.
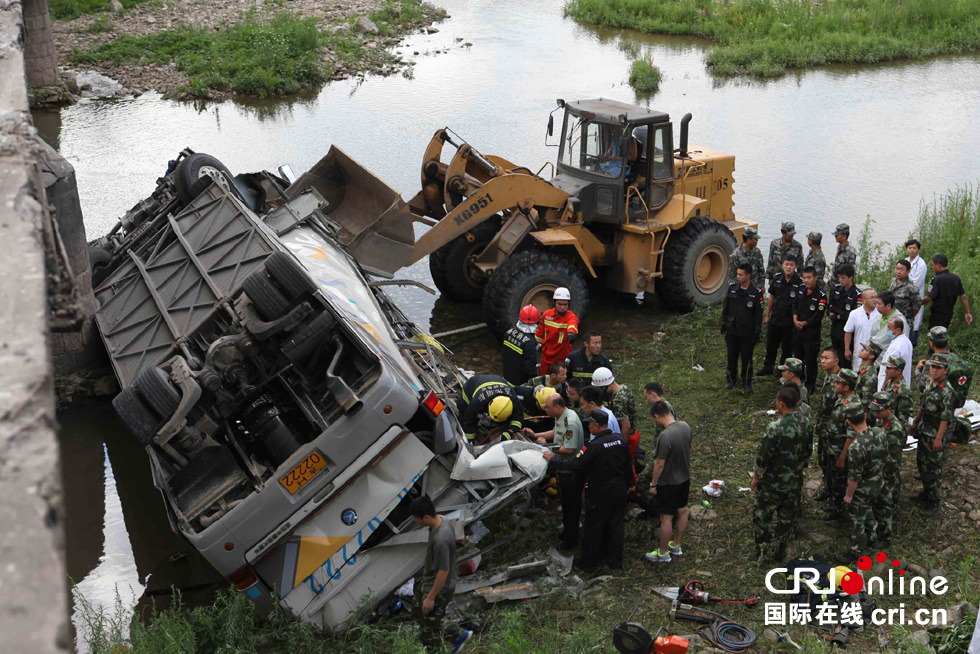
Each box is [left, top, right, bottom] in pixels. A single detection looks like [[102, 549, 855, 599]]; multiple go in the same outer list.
[[94, 184, 279, 386]]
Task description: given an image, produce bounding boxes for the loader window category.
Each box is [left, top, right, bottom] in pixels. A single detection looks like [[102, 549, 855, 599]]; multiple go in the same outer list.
[[561, 119, 626, 179], [652, 127, 670, 179]]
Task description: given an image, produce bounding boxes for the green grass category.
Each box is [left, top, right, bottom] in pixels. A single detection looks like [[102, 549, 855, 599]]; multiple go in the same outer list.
[[628, 56, 662, 93], [69, 1, 443, 99], [564, 0, 980, 76], [50, 0, 151, 21]]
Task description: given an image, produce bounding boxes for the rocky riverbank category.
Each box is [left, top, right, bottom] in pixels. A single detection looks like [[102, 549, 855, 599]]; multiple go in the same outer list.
[[51, 0, 445, 100]]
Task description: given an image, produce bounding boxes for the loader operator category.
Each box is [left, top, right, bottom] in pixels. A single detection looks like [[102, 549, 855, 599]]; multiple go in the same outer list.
[[457, 375, 525, 444], [502, 305, 540, 385], [536, 288, 580, 376]]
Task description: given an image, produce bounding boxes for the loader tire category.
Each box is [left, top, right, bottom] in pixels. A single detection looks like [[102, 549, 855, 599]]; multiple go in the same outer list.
[[266, 251, 318, 300], [658, 217, 736, 312], [429, 217, 501, 303], [113, 387, 163, 447], [135, 366, 182, 420], [482, 250, 589, 336], [175, 153, 236, 205], [242, 271, 290, 320]]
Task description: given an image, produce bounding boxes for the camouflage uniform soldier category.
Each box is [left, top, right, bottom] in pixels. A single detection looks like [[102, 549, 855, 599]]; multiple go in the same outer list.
[[854, 340, 883, 425], [751, 384, 810, 561], [881, 355, 914, 425], [813, 346, 842, 500], [831, 223, 857, 280], [778, 359, 809, 405], [913, 326, 958, 391], [870, 392, 906, 547], [728, 226, 765, 288], [766, 221, 804, 284], [889, 262, 922, 323], [827, 368, 861, 519], [804, 231, 827, 287], [843, 404, 884, 558], [911, 353, 957, 514]]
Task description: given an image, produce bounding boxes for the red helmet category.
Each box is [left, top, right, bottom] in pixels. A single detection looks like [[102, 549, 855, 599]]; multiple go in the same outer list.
[[519, 304, 540, 324]]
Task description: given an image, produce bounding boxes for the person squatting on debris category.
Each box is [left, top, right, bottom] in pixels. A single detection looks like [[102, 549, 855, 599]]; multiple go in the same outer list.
[[536, 287, 579, 376], [409, 496, 473, 653], [910, 352, 957, 514], [758, 256, 805, 378], [565, 330, 613, 381], [721, 263, 763, 393], [524, 394, 585, 550], [751, 384, 809, 561], [544, 410, 633, 571], [644, 401, 692, 564], [457, 374, 524, 443], [501, 304, 540, 385]]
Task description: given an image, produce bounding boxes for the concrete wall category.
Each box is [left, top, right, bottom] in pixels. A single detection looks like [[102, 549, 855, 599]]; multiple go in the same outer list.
[[23, 0, 58, 87], [0, 0, 68, 652]]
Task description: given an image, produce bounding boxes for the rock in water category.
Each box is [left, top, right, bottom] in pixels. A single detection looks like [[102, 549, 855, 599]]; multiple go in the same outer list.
[[355, 16, 379, 35]]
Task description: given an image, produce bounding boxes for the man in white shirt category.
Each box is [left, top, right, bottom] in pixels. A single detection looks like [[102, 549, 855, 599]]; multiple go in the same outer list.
[[870, 290, 908, 349], [578, 386, 620, 440], [905, 239, 927, 345], [844, 289, 878, 371], [877, 316, 913, 390]]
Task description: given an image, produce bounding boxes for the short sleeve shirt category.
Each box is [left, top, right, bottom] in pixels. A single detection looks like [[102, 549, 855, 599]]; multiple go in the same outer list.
[[927, 270, 965, 320], [422, 519, 458, 589], [555, 408, 584, 459], [654, 421, 692, 486]]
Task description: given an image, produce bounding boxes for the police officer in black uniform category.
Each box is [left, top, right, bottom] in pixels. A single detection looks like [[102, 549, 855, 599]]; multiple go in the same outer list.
[[543, 410, 633, 571], [827, 263, 859, 369], [501, 305, 540, 385], [721, 263, 764, 393], [565, 331, 613, 381], [758, 256, 806, 379], [793, 266, 827, 393], [457, 374, 525, 444]]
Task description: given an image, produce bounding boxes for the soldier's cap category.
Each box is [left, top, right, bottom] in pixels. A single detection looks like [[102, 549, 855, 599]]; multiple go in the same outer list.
[[870, 391, 892, 411], [806, 231, 822, 244], [778, 358, 803, 374], [884, 354, 906, 369], [833, 223, 850, 236], [780, 221, 796, 234], [844, 402, 866, 422], [928, 325, 949, 343], [582, 409, 609, 425], [836, 368, 859, 386], [742, 226, 759, 240], [860, 340, 883, 357], [927, 352, 953, 368]]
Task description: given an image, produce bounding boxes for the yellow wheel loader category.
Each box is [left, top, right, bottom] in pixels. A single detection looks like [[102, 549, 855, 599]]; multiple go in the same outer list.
[[287, 98, 757, 334]]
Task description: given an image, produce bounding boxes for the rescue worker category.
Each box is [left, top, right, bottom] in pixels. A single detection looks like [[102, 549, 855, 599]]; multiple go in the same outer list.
[[527, 394, 584, 550], [869, 391, 905, 548], [843, 403, 884, 559], [578, 385, 620, 437], [727, 226, 765, 288], [501, 304, 540, 385], [813, 347, 842, 502], [544, 410, 633, 571], [721, 263, 763, 393], [516, 385, 556, 432], [889, 260, 922, 323], [792, 266, 827, 392], [457, 374, 524, 444], [826, 368, 861, 521], [831, 223, 857, 280], [913, 326, 959, 392], [757, 257, 805, 378], [566, 378, 586, 421], [751, 384, 809, 561], [565, 331, 612, 381], [526, 362, 569, 400], [910, 353, 957, 514], [881, 355, 914, 425], [778, 359, 809, 406], [828, 264, 860, 369], [536, 287, 579, 376], [804, 231, 827, 288], [766, 221, 804, 287], [593, 366, 638, 459], [854, 340, 883, 425]]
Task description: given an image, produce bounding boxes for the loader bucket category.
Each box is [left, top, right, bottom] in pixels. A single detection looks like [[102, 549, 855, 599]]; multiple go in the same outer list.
[[285, 146, 417, 276]]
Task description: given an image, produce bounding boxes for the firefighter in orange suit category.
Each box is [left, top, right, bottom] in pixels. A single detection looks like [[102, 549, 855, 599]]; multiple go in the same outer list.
[[536, 287, 580, 376]]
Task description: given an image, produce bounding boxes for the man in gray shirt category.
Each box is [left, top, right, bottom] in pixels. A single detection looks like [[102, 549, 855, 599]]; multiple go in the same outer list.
[[644, 401, 692, 564], [410, 497, 472, 653]]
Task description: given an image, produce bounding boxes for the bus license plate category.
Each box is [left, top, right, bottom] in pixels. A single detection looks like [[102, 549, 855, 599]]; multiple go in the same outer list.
[[279, 450, 328, 495]]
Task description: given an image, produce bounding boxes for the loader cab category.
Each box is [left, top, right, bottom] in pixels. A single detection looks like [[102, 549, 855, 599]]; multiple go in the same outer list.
[[552, 98, 673, 226]]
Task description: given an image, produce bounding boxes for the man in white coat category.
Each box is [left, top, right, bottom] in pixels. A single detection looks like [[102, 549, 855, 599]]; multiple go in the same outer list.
[[906, 239, 928, 345], [844, 289, 878, 371], [877, 316, 913, 390]]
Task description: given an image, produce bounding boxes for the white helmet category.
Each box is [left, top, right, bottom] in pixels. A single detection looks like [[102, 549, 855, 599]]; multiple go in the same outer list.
[[592, 367, 614, 387], [553, 287, 571, 301]]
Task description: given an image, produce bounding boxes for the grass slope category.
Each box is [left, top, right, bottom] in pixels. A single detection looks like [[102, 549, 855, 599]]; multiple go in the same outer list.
[[565, 0, 980, 76]]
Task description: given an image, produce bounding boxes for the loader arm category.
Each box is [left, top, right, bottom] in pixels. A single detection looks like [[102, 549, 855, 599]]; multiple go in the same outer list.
[[410, 175, 570, 264]]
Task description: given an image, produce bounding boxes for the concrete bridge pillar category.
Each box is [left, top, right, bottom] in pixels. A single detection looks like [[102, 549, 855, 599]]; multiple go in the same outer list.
[[23, 0, 58, 88]]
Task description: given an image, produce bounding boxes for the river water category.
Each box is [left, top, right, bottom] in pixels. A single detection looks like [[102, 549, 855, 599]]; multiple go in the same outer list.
[[39, 0, 980, 646]]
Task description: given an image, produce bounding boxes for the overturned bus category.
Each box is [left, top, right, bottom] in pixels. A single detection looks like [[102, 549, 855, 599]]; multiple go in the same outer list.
[[89, 149, 545, 629]]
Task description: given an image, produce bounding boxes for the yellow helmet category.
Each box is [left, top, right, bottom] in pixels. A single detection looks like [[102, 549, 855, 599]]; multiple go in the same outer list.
[[536, 387, 556, 409], [489, 396, 514, 422], [831, 565, 853, 591]]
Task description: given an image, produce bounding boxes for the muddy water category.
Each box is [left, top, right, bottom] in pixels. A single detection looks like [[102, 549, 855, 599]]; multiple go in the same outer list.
[[40, 0, 980, 643]]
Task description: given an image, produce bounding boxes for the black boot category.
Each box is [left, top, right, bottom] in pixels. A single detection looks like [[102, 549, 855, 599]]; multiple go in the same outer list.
[[744, 382, 753, 394], [755, 367, 773, 377], [725, 380, 734, 389]]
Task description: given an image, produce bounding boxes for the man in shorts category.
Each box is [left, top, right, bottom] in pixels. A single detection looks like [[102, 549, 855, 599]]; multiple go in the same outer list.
[[643, 401, 692, 564]]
